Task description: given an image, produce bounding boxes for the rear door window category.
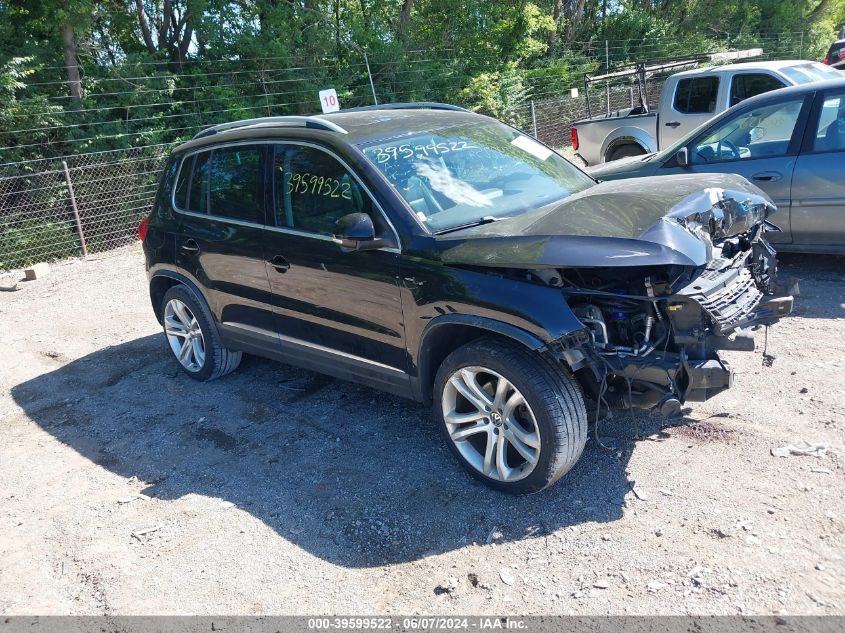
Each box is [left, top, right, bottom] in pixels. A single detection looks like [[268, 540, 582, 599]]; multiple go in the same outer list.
[[730, 73, 786, 107], [179, 146, 266, 222], [674, 77, 719, 114], [813, 93, 845, 152], [207, 146, 266, 223]]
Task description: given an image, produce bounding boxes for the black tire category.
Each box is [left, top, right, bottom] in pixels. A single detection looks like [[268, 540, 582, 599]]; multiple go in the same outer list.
[[607, 143, 646, 162], [433, 337, 587, 494], [160, 285, 242, 381]]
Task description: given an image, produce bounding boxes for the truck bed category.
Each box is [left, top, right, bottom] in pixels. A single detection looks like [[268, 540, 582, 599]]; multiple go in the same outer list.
[[572, 111, 657, 166]]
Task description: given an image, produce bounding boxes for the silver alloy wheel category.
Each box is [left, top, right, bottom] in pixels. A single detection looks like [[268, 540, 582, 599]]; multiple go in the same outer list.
[[163, 298, 206, 372], [441, 366, 541, 482]]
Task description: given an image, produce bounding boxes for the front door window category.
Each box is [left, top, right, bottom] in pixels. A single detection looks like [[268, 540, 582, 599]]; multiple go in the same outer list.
[[691, 97, 805, 164], [273, 144, 387, 237]]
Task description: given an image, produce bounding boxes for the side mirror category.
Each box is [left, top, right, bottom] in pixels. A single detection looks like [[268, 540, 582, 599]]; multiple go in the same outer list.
[[675, 147, 689, 167], [333, 213, 387, 251]]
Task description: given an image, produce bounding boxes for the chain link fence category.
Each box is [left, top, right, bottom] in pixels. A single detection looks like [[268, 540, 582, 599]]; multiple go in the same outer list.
[[526, 81, 665, 149], [0, 145, 173, 270]]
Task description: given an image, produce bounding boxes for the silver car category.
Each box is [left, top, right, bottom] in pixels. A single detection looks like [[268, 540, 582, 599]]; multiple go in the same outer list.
[[587, 78, 845, 255]]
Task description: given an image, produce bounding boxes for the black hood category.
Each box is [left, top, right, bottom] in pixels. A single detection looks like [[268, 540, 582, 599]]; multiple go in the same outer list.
[[439, 173, 776, 268]]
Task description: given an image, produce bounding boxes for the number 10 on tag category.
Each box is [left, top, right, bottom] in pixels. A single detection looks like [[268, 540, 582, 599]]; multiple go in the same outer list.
[[319, 89, 340, 113]]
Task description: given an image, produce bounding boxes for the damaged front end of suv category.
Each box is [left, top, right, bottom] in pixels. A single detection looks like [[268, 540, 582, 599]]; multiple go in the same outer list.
[[442, 174, 794, 417]]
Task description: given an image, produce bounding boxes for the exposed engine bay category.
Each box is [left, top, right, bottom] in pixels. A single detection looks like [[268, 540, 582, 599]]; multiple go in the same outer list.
[[438, 175, 796, 417], [530, 223, 794, 417]]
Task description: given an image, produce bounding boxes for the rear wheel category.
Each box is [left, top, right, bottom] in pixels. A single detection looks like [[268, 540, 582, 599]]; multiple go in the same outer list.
[[607, 143, 646, 162], [161, 285, 241, 381], [433, 338, 587, 494]]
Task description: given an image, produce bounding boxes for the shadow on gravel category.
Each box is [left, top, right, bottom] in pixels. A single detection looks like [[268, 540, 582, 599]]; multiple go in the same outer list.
[[777, 253, 845, 320], [12, 335, 655, 567]]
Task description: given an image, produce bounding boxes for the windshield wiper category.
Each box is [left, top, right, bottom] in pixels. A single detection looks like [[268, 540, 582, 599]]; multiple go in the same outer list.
[[434, 215, 509, 235]]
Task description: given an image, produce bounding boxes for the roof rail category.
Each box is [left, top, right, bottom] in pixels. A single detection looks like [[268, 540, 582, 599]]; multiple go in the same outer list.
[[192, 115, 347, 140], [339, 102, 470, 113]]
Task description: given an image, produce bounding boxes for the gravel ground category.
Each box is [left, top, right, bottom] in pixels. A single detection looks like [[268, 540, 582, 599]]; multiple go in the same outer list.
[[0, 245, 843, 615]]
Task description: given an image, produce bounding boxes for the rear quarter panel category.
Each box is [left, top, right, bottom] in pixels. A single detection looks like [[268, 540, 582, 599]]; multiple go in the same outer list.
[[576, 115, 657, 165]]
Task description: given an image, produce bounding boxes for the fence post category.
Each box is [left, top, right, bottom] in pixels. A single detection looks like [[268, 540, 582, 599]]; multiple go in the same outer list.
[[530, 100, 537, 138], [62, 160, 88, 258], [364, 51, 378, 105], [799, 31, 804, 58]]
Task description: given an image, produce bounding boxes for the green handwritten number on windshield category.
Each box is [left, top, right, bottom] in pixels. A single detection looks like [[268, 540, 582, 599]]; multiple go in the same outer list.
[[371, 138, 478, 163]]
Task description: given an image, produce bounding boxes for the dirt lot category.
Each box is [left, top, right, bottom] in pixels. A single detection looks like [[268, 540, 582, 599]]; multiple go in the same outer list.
[[1, 245, 843, 615]]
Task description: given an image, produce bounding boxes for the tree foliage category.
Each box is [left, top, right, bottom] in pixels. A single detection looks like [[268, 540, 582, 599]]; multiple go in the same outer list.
[[0, 0, 843, 162]]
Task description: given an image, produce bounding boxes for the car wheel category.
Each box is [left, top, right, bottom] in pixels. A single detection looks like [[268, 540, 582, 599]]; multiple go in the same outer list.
[[607, 143, 645, 162], [433, 338, 587, 494], [161, 285, 242, 381]]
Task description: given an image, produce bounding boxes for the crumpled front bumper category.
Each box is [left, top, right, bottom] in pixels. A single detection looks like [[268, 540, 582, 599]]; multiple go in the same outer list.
[[602, 350, 736, 408], [601, 235, 794, 409]]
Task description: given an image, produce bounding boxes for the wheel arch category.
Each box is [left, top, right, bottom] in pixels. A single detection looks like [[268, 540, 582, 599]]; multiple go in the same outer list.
[[600, 128, 654, 163], [416, 315, 546, 404], [149, 270, 213, 325]]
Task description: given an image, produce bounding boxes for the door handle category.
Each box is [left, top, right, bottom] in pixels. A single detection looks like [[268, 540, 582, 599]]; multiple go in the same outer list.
[[180, 239, 200, 253], [665, 121, 681, 128], [268, 255, 290, 273], [752, 171, 782, 182]]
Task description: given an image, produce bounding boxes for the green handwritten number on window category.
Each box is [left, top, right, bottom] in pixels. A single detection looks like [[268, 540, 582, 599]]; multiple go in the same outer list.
[[286, 171, 351, 200]]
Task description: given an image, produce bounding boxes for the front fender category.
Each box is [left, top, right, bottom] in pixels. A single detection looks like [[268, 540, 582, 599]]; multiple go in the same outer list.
[[420, 313, 547, 351], [401, 258, 589, 391]]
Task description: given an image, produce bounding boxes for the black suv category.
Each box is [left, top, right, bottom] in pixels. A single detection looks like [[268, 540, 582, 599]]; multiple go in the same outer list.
[[142, 103, 792, 493]]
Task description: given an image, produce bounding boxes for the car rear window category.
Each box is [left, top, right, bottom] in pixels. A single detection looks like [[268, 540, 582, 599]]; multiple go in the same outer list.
[[207, 146, 265, 222], [176, 146, 265, 223], [673, 76, 719, 114]]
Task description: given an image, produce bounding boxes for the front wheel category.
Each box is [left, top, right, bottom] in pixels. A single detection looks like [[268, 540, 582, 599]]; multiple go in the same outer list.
[[433, 338, 587, 494]]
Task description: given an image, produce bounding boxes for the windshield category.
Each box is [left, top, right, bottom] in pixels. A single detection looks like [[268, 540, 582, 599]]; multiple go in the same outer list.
[[780, 63, 843, 84], [358, 120, 594, 232]]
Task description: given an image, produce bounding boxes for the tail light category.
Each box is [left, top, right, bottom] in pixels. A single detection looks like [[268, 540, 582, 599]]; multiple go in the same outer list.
[[824, 52, 831, 65], [570, 127, 579, 151], [138, 216, 150, 242]]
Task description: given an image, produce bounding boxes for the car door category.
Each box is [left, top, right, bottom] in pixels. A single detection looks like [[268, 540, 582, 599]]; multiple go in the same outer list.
[[789, 89, 845, 250], [663, 93, 812, 245], [660, 75, 721, 147], [263, 141, 409, 395], [173, 144, 278, 338]]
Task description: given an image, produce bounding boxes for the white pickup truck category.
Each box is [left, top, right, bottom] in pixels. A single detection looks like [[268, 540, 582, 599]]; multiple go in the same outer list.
[[571, 60, 841, 165]]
